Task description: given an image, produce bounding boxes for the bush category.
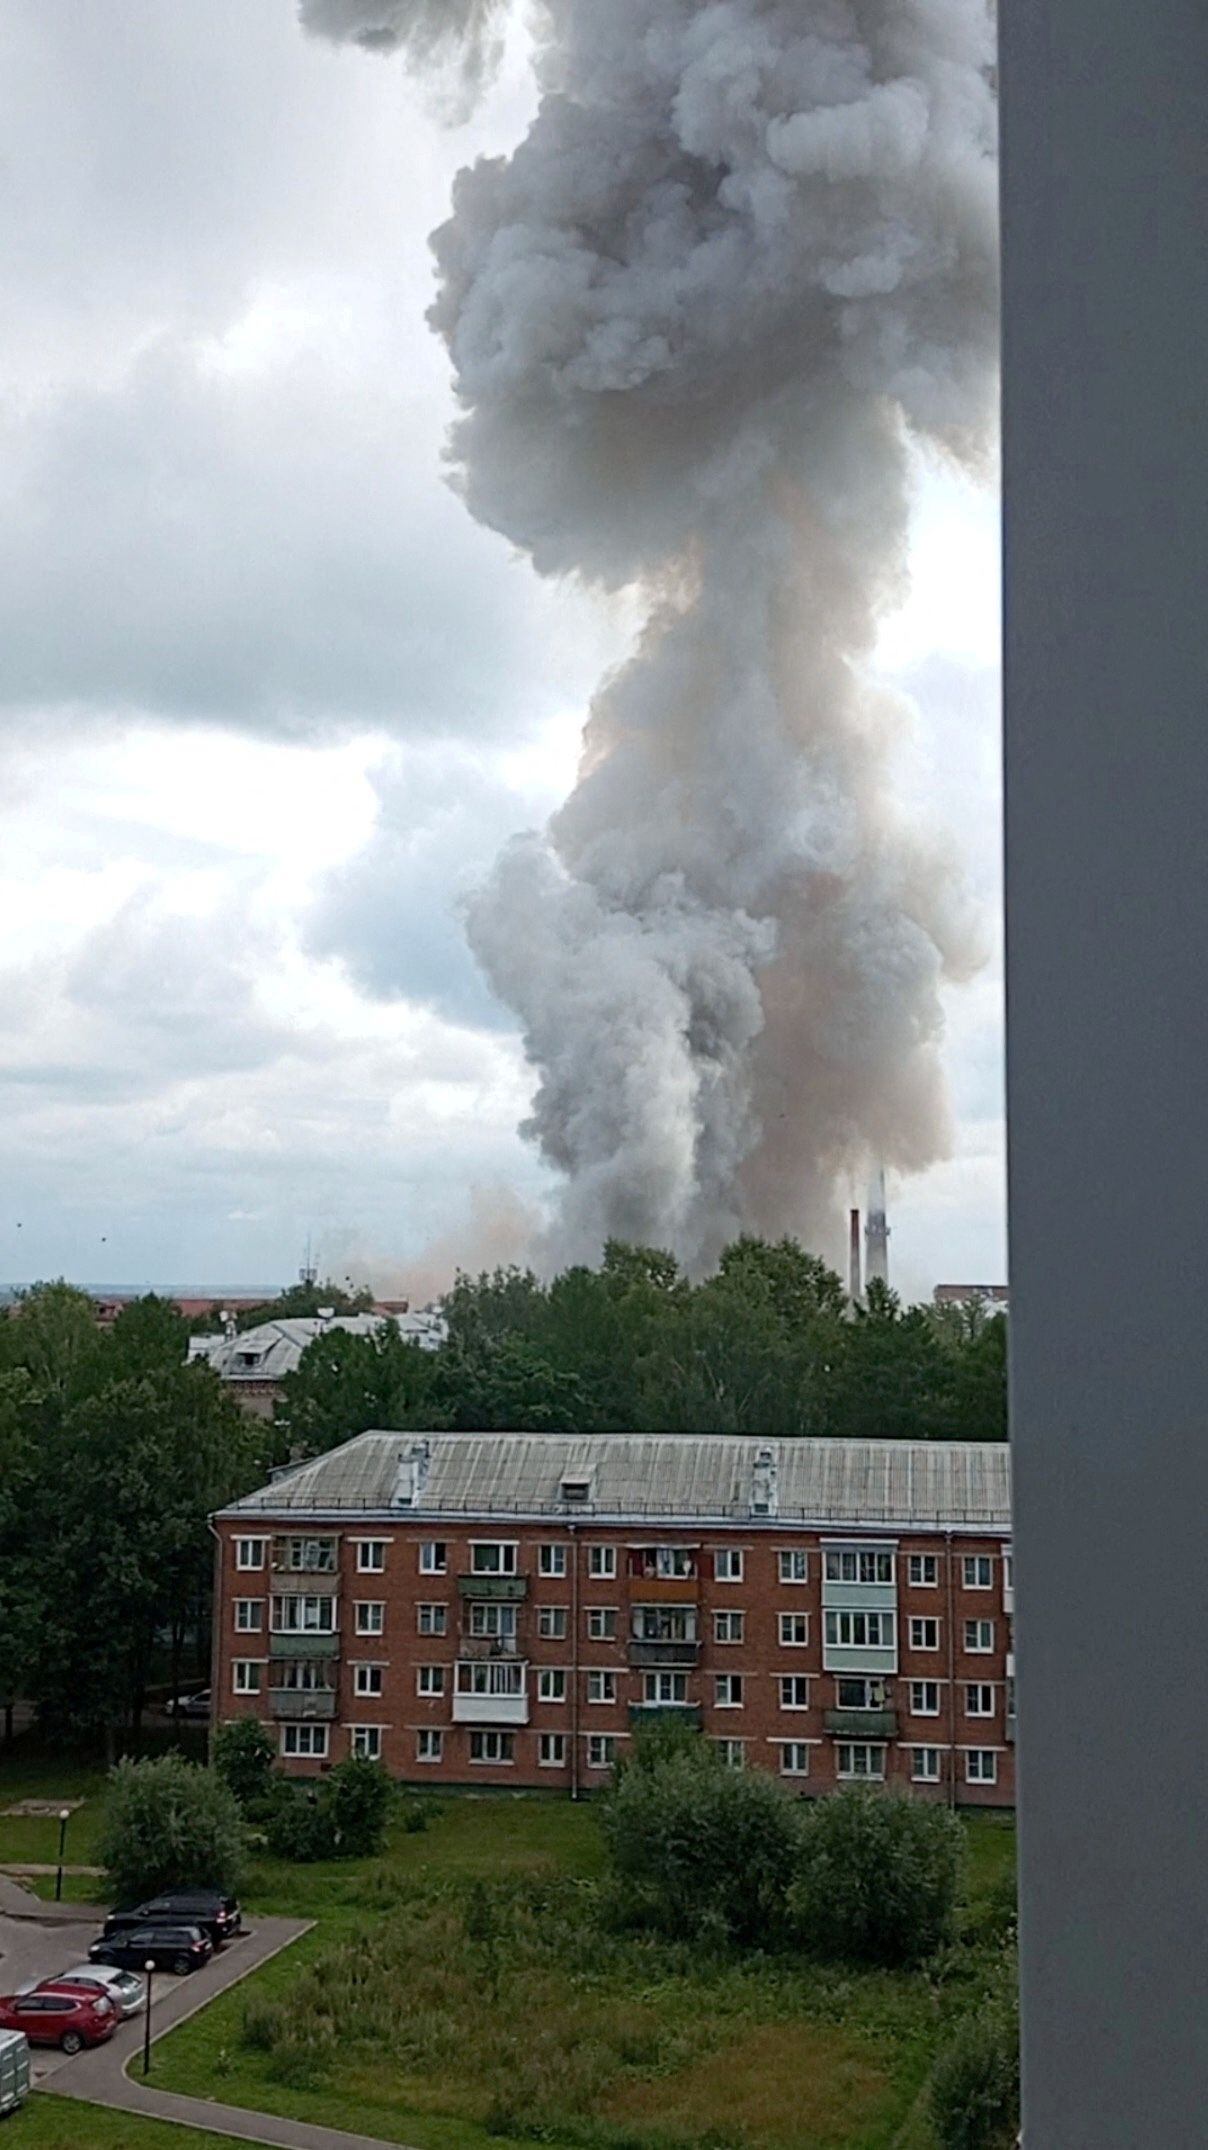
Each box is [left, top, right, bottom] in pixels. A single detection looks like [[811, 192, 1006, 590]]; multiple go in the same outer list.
[[212, 1719, 277, 1812], [788, 1787, 961, 1968], [261, 1783, 337, 1863], [99, 1753, 245, 1906], [324, 1754, 392, 1857], [930, 2000, 1020, 2150], [600, 1725, 798, 1946]]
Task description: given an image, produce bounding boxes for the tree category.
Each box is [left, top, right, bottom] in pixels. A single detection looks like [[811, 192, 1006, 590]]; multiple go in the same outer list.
[[99, 1753, 245, 1905], [930, 1983, 1021, 2150], [108, 1294, 190, 1378], [212, 1720, 277, 1812], [600, 1725, 798, 1946], [231, 1279, 374, 1331], [324, 1755, 393, 1857], [0, 1281, 105, 1427], [789, 1788, 962, 1968], [277, 1322, 437, 1458]]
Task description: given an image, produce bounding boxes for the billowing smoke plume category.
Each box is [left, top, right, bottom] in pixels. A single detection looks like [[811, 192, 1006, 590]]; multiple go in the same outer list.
[[300, 0, 506, 99], [303, 0, 999, 1270]]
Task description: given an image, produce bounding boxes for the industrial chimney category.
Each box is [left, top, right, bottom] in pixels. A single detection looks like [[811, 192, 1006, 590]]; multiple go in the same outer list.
[[849, 1209, 862, 1302], [865, 1170, 890, 1287]]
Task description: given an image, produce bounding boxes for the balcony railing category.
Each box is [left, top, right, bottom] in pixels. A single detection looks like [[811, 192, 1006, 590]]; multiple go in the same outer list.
[[457, 1574, 528, 1601], [270, 1566, 339, 1592], [628, 1639, 700, 1668], [269, 1630, 340, 1657], [459, 1634, 521, 1660], [824, 1708, 898, 1738], [451, 1690, 530, 1726], [622, 1576, 699, 1601], [628, 1703, 703, 1729], [267, 1689, 337, 1721]]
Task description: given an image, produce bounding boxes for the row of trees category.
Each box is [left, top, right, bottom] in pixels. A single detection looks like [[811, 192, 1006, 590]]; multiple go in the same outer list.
[[279, 1235, 1007, 1456], [0, 1284, 270, 1750]]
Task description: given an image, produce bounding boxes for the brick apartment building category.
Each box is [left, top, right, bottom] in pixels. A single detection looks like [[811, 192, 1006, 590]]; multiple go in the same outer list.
[[212, 1431, 1014, 1806]]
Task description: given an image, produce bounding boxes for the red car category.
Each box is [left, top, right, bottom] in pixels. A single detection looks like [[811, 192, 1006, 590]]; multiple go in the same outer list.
[[0, 1982, 116, 2054]]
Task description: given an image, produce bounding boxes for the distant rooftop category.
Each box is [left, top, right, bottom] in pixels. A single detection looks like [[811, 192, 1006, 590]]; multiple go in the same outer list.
[[220, 1429, 1012, 1532], [190, 1309, 446, 1383]]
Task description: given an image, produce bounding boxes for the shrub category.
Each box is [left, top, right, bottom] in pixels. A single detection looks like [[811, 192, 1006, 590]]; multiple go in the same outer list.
[[600, 1726, 798, 1946], [99, 1752, 245, 1906], [324, 1754, 392, 1857], [930, 2000, 1020, 2150], [212, 1719, 277, 1812], [261, 1784, 337, 1863], [788, 1787, 961, 1968], [402, 1802, 429, 1834]]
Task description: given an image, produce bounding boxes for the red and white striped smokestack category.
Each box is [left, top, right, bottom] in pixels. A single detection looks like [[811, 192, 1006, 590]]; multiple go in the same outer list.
[[849, 1208, 862, 1302]]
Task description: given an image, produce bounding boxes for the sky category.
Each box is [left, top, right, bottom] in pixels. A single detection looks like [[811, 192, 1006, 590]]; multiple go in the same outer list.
[[0, 0, 1005, 1306]]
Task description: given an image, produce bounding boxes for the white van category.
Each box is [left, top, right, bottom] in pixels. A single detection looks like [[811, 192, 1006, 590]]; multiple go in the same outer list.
[[0, 2028, 30, 2115]]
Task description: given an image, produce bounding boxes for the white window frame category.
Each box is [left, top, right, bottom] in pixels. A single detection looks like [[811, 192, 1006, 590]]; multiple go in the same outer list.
[[538, 1732, 566, 1767], [966, 1682, 997, 1717], [645, 1671, 689, 1706], [836, 1741, 886, 1780], [714, 1547, 744, 1582], [716, 1739, 746, 1768], [470, 1729, 515, 1765], [964, 1555, 994, 1590], [825, 1548, 894, 1585], [232, 1660, 263, 1694], [355, 1601, 385, 1637], [538, 1668, 567, 1703], [417, 1665, 445, 1697], [235, 1537, 266, 1571], [965, 1748, 999, 1785], [538, 1543, 567, 1577], [416, 1728, 442, 1764], [714, 1610, 745, 1644], [910, 1617, 941, 1651], [281, 1723, 328, 1759], [779, 1675, 811, 1710], [417, 1602, 447, 1636], [965, 1619, 995, 1654], [470, 1541, 518, 1576], [468, 1601, 517, 1641], [353, 1663, 384, 1697], [234, 1599, 263, 1632], [538, 1605, 568, 1640], [908, 1553, 939, 1587], [825, 1610, 892, 1649], [778, 1741, 811, 1777], [419, 1541, 447, 1575], [456, 1660, 524, 1698], [779, 1549, 809, 1583], [912, 1746, 942, 1782], [587, 1670, 617, 1704], [351, 1725, 383, 1760], [587, 1607, 617, 1641], [355, 1540, 387, 1573], [272, 1594, 336, 1635], [586, 1733, 617, 1769], [779, 1612, 810, 1647], [588, 1545, 617, 1579], [715, 1673, 744, 1709], [910, 1680, 941, 1716]]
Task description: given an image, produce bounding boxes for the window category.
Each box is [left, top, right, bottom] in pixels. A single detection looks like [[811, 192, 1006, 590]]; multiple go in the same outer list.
[[910, 1617, 940, 1651], [470, 1730, 515, 1764], [355, 1540, 386, 1573], [276, 1660, 330, 1692], [354, 1664, 384, 1698], [825, 1610, 893, 1648], [779, 1676, 810, 1709], [417, 1602, 447, 1636], [824, 1548, 893, 1585], [539, 1732, 566, 1766], [417, 1665, 445, 1697], [355, 1602, 385, 1637], [779, 1549, 809, 1583], [456, 1661, 524, 1697], [538, 1668, 567, 1703], [912, 1747, 942, 1782], [419, 1541, 447, 1575], [587, 1607, 617, 1641], [588, 1671, 617, 1704], [538, 1605, 568, 1640], [716, 1739, 746, 1768], [715, 1674, 744, 1708], [235, 1537, 266, 1571], [714, 1610, 745, 1644], [283, 1537, 337, 1572], [416, 1728, 442, 1764], [908, 1553, 938, 1587], [965, 1749, 999, 1785], [965, 1619, 995, 1654], [964, 1556, 993, 1590], [628, 1545, 696, 1579], [714, 1548, 744, 1582], [911, 1680, 941, 1715], [645, 1670, 688, 1705], [837, 1676, 889, 1709], [589, 1545, 617, 1579], [233, 1661, 262, 1694], [471, 1542, 517, 1575], [586, 1734, 617, 1768], [281, 1723, 328, 1758], [234, 1599, 263, 1632], [779, 1612, 810, 1646], [633, 1604, 697, 1642], [836, 1742, 886, 1780], [966, 1683, 996, 1717], [539, 1543, 567, 1577], [468, 1602, 517, 1641], [272, 1594, 336, 1634], [778, 1742, 811, 1776], [560, 1475, 590, 1504], [351, 1725, 382, 1760]]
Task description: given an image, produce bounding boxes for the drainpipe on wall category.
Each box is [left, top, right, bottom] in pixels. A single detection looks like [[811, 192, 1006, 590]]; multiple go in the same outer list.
[[207, 1517, 224, 1764], [569, 1522, 580, 1801], [945, 1529, 957, 1810]]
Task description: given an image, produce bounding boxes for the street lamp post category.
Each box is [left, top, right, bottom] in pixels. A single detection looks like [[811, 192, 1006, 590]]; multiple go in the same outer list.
[[54, 1808, 69, 1902], [142, 1961, 154, 2076]]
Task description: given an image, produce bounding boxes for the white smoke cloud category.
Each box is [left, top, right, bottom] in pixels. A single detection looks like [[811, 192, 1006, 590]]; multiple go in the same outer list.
[[299, 0, 506, 107], [305, 0, 999, 1269]]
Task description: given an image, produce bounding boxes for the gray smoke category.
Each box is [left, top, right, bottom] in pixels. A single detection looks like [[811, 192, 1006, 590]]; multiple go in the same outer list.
[[303, 0, 999, 1270], [300, 0, 506, 98]]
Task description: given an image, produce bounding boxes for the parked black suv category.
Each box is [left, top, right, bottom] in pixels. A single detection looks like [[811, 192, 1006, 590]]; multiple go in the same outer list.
[[89, 1924, 213, 1975], [103, 1890, 241, 1948]]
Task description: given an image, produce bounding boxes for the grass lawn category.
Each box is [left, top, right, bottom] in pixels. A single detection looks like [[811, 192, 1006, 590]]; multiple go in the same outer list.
[[5, 2099, 258, 2150]]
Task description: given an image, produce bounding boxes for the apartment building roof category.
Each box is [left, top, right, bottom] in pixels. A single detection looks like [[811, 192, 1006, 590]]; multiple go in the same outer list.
[[189, 1310, 445, 1383], [219, 1429, 1012, 1532]]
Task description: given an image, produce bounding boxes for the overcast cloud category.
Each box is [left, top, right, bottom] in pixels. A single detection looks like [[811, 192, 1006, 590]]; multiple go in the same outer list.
[[0, 0, 1004, 1302]]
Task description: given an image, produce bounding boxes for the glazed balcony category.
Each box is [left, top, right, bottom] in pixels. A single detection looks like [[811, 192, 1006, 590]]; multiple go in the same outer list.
[[267, 1689, 337, 1722]]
